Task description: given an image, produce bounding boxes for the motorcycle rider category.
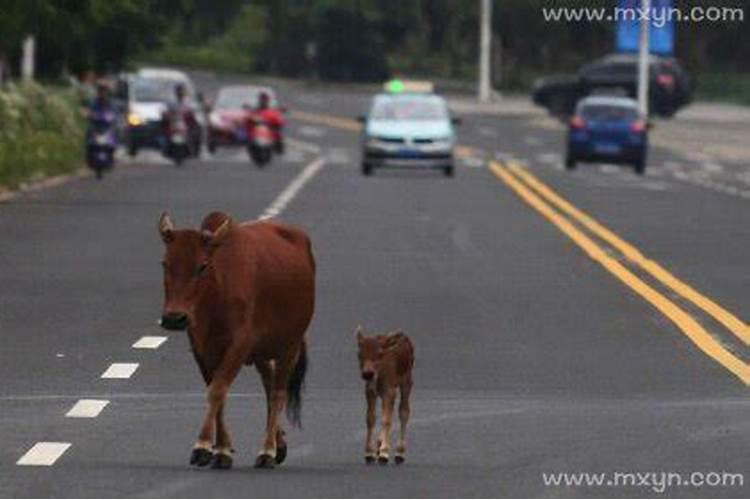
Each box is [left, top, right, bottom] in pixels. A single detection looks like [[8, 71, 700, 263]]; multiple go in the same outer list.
[[86, 81, 118, 178], [247, 91, 285, 154], [161, 83, 200, 156]]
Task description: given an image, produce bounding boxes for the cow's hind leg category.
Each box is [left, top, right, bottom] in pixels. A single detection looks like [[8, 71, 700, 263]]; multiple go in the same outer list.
[[211, 403, 234, 469], [256, 360, 288, 465], [364, 385, 377, 464], [395, 379, 412, 465], [191, 347, 246, 468]]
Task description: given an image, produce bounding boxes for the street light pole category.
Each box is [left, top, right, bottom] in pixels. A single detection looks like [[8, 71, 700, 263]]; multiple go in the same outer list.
[[637, 0, 651, 116], [478, 0, 492, 102]]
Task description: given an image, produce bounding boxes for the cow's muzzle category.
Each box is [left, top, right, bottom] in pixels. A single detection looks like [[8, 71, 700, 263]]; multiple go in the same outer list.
[[160, 312, 189, 331]]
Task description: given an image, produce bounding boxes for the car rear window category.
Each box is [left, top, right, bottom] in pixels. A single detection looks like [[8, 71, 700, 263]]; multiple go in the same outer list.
[[581, 104, 638, 121], [371, 97, 448, 121], [132, 77, 182, 103]]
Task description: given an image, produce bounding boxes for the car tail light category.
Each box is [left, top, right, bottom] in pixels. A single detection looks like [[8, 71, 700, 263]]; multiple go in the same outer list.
[[657, 73, 675, 88], [631, 120, 647, 133], [570, 116, 587, 129]]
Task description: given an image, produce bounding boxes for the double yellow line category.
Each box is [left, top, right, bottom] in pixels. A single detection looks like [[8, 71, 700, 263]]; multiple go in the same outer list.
[[491, 161, 749, 385]]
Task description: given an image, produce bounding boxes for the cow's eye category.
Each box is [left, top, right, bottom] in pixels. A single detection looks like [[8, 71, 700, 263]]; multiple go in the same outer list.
[[195, 262, 208, 277]]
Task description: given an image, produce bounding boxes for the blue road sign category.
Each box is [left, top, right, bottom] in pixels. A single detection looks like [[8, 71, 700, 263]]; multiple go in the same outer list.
[[616, 0, 675, 55]]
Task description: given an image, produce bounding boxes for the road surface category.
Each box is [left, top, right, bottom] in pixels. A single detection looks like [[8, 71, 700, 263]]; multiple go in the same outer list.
[[0, 74, 747, 498]]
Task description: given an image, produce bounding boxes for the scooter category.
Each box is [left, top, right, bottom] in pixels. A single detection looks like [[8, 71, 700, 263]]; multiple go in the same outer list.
[[247, 116, 274, 168], [86, 109, 118, 180], [164, 116, 192, 166]]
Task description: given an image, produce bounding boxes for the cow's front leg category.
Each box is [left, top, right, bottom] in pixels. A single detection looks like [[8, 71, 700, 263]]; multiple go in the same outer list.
[[191, 346, 245, 468], [211, 403, 234, 469], [364, 385, 377, 464], [377, 387, 397, 465]]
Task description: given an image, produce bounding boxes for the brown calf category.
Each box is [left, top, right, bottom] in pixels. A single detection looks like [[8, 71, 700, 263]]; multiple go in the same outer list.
[[355, 326, 414, 465]]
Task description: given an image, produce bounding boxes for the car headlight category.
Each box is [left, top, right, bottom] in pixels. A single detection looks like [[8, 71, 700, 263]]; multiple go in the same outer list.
[[127, 112, 143, 127], [428, 137, 454, 150]]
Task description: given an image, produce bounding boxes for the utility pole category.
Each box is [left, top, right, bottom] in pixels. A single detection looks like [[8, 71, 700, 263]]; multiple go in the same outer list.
[[21, 35, 35, 82], [637, 0, 651, 116], [478, 0, 492, 102]]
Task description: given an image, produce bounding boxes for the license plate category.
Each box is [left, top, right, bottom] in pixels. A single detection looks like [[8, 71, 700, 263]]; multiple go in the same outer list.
[[398, 148, 420, 158], [171, 134, 186, 144], [594, 143, 621, 154], [95, 134, 108, 146]]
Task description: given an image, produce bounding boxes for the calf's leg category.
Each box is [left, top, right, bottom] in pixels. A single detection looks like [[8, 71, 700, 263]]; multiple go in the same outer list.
[[364, 385, 377, 464], [377, 387, 397, 465], [395, 379, 412, 465]]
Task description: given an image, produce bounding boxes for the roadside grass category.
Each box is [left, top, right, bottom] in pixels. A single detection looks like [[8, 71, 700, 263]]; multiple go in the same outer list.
[[0, 82, 85, 191], [695, 72, 750, 106]]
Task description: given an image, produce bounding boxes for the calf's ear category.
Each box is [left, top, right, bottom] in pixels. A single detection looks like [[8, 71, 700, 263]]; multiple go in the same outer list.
[[202, 217, 231, 249], [355, 325, 365, 343], [158, 212, 175, 243]]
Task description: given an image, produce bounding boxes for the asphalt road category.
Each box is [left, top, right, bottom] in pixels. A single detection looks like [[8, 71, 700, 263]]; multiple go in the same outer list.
[[0, 74, 748, 498]]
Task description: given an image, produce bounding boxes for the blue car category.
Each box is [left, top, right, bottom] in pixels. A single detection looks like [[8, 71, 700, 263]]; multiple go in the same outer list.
[[566, 96, 649, 175], [359, 82, 458, 177]]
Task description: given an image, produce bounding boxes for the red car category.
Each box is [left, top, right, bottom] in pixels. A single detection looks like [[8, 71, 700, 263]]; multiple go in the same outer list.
[[207, 85, 279, 153]]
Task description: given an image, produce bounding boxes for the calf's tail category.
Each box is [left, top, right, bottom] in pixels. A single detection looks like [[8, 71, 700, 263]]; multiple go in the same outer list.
[[286, 339, 308, 428]]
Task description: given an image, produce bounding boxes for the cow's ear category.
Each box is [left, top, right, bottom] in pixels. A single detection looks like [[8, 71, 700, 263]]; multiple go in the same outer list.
[[355, 325, 365, 344], [382, 331, 404, 350], [202, 217, 232, 249], [158, 212, 175, 243]]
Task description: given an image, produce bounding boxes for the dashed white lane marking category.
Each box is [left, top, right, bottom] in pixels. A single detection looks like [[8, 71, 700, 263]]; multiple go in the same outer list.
[[298, 125, 325, 138], [286, 136, 322, 154], [65, 399, 109, 418], [462, 156, 485, 168], [132, 336, 168, 349], [524, 136, 543, 147], [259, 157, 326, 220], [101, 363, 139, 379], [17, 442, 71, 466]]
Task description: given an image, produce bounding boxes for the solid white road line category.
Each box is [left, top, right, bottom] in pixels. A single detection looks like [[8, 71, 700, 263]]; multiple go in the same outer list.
[[259, 158, 326, 220], [17, 442, 71, 466], [65, 399, 109, 418], [132, 336, 168, 349], [100, 363, 139, 379]]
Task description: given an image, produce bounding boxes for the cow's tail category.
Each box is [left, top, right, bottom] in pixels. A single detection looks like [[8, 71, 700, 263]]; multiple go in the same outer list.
[[286, 339, 308, 428]]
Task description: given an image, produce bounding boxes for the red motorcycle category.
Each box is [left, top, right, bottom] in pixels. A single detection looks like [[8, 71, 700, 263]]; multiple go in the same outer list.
[[245, 107, 285, 168]]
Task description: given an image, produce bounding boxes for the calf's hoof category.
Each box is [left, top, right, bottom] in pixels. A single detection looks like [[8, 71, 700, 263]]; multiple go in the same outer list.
[[377, 455, 389, 466], [365, 455, 376, 465], [275, 444, 287, 465], [189, 447, 213, 467], [211, 452, 233, 470], [395, 455, 405, 465], [254, 453, 276, 469]]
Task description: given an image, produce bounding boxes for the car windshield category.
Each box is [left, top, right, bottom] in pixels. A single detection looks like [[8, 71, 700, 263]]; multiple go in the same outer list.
[[581, 104, 638, 121], [216, 89, 275, 109], [370, 97, 448, 121], [132, 78, 183, 103]]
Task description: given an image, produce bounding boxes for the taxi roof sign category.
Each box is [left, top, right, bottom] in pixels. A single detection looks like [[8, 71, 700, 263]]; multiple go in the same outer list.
[[384, 79, 434, 94]]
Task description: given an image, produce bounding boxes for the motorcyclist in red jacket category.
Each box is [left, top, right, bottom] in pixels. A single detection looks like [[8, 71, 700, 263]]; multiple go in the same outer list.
[[246, 91, 285, 154]]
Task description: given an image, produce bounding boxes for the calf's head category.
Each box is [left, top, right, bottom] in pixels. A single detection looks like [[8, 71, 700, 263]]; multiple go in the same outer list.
[[355, 326, 402, 382], [158, 212, 231, 331]]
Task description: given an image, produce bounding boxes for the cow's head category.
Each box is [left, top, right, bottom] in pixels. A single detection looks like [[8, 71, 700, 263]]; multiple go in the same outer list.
[[158, 211, 232, 331], [355, 326, 402, 382]]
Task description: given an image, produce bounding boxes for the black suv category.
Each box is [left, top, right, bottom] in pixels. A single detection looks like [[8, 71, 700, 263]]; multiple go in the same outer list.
[[532, 53, 693, 119]]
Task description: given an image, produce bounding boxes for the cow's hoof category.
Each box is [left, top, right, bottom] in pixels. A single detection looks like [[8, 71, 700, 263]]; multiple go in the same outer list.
[[377, 455, 389, 466], [254, 454, 276, 469], [365, 455, 376, 465], [275, 444, 287, 465], [211, 452, 233, 470], [189, 447, 213, 467], [395, 455, 405, 465]]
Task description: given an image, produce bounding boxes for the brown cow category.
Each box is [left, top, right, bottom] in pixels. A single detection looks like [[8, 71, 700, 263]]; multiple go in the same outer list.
[[158, 211, 315, 469], [355, 326, 414, 465]]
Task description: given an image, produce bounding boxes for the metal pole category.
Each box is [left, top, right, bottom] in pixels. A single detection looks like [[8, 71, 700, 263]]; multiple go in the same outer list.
[[478, 0, 492, 102], [21, 35, 35, 82], [637, 0, 651, 116]]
